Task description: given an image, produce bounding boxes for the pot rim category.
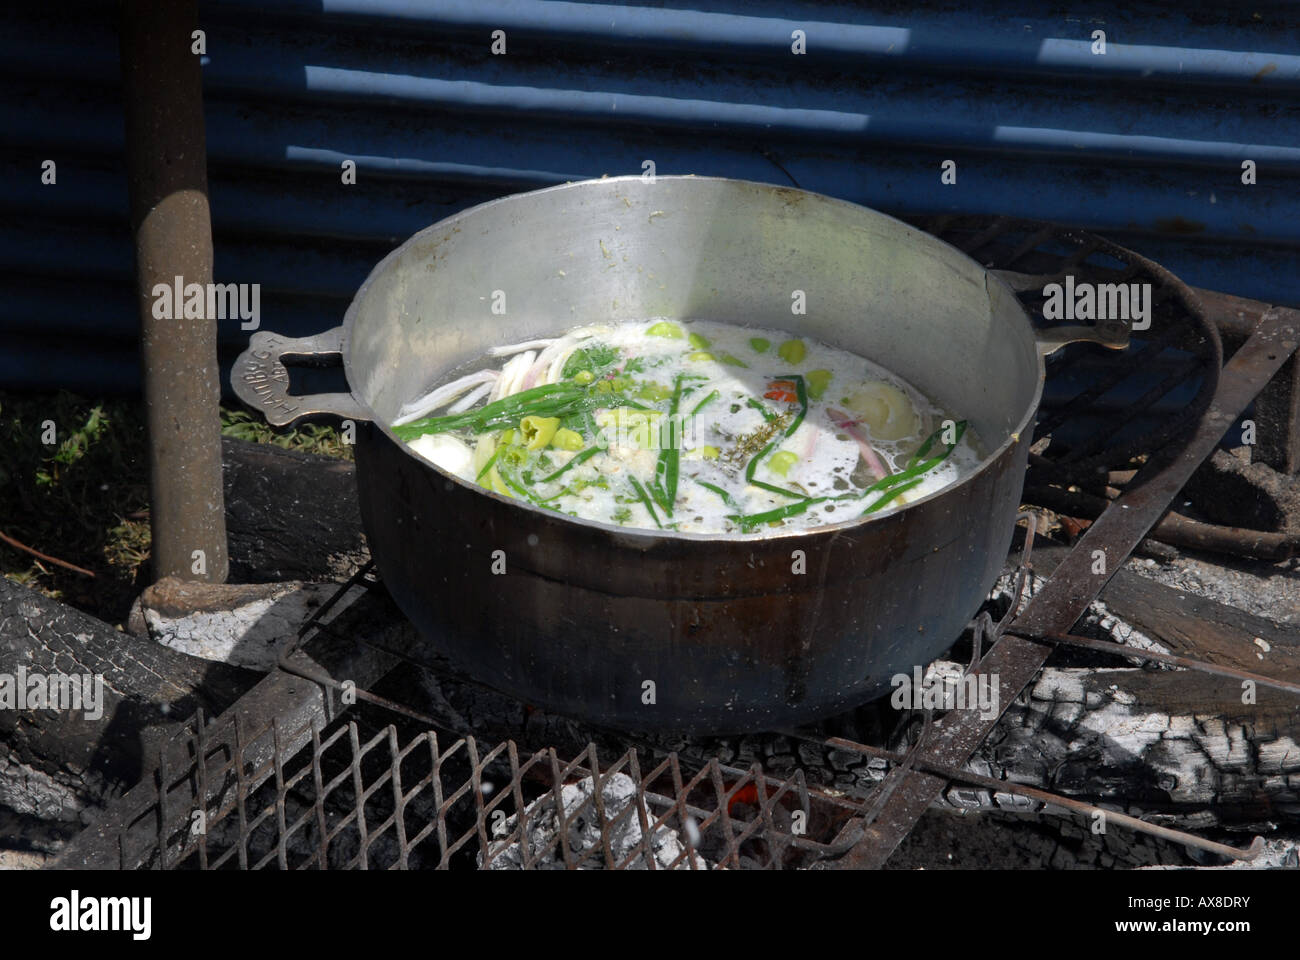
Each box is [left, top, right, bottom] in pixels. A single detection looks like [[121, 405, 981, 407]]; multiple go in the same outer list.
[[342, 175, 1043, 544]]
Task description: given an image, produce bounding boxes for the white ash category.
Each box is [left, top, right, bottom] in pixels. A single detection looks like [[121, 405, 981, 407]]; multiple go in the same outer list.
[[141, 582, 368, 670], [480, 772, 711, 871], [990, 570, 1171, 660], [989, 568, 1047, 619], [1139, 836, 1300, 871], [1125, 554, 1300, 627], [1081, 599, 1172, 661], [938, 663, 1300, 823]]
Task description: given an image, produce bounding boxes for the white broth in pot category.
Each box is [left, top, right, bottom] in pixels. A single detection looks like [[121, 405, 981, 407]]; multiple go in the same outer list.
[[391, 319, 981, 535]]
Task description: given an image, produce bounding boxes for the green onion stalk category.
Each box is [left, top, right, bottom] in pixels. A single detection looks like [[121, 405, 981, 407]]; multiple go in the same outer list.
[[742, 373, 811, 502], [392, 381, 645, 443], [728, 420, 968, 532]]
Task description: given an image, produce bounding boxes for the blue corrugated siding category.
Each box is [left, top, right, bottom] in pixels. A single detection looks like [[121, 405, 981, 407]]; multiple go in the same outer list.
[[2, 0, 1297, 393]]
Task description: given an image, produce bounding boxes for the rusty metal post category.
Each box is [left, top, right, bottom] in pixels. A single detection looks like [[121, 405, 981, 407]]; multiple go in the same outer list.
[[120, 0, 228, 583]]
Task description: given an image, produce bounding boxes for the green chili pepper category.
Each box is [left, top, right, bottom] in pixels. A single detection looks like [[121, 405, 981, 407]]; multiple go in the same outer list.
[[637, 382, 673, 402], [520, 415, 560, 450], [551, 427, 584, 451]]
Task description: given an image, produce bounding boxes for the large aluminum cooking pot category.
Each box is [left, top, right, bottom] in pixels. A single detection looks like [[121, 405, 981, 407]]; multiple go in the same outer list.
[[233, 176, 1124, 734]]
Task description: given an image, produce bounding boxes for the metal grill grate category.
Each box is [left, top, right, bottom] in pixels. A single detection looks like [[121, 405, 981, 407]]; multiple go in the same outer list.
[[124, 705, 879, 871]]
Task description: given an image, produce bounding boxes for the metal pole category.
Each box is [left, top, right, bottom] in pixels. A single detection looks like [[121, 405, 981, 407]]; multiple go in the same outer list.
[[120, 0, 228, 583]]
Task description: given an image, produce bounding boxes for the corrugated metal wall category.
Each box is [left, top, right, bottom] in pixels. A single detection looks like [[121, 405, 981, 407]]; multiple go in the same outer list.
[[4, 0, 1298, 394]]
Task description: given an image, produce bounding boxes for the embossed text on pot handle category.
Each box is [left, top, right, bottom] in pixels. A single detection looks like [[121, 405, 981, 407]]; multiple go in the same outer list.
[[231, 327, 369, 428]]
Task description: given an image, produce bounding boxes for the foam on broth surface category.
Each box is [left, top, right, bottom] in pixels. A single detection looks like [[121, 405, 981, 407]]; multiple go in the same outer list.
[[395, 319, 981, 535]]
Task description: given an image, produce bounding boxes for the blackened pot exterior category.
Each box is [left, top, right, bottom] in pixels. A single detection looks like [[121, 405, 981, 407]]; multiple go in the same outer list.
[[356, 416, 1027, 733]]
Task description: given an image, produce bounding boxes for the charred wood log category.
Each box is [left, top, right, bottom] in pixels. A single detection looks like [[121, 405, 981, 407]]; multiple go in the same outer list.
[[1025, 537, 1300, 683], [0, 577, 259, 839], [221, 437, 367, 583], [953, 662, 1300, 829]]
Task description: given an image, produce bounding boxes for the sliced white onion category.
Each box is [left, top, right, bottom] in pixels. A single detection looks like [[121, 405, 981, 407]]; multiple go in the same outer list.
[[446, 380, 494, 414], [508, 351, 537, 396], [393, 369, 498, 426], [547, 345, 578, 385], [488, 327, 609, 385], [509, 351, 538, 397], [544, 326, 610, 384], [487, 338, 557, 357], [527, 335, 579, 388], [490, 354, 524, 401], [492, 351, 536, 401], [520, 353, 549, 391]]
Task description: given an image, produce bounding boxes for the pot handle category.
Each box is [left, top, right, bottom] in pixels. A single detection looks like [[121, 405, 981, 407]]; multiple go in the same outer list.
[[1033, 317, 1130, 357], [988, 268, 1133, 357], [231, 327, 370, 428]]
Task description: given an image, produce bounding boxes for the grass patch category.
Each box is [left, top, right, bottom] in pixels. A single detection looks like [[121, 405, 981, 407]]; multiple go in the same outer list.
[[220, 408, 355, 460], [0, 390, 352, 627]]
